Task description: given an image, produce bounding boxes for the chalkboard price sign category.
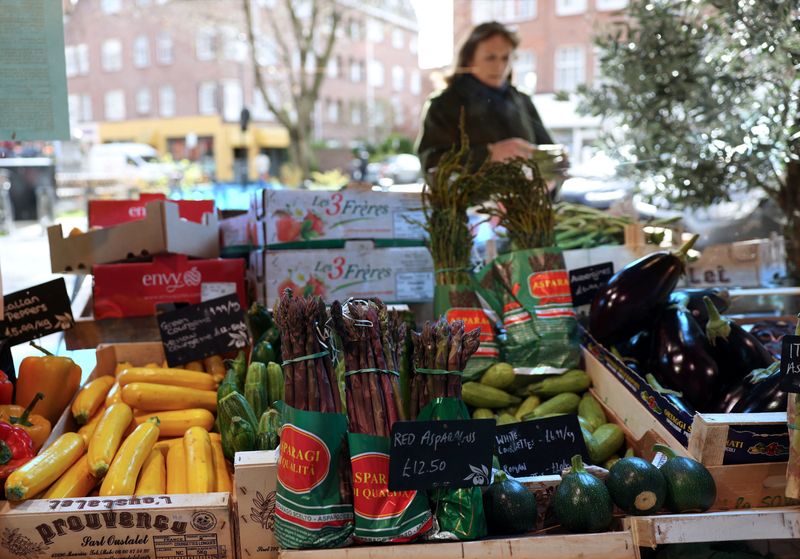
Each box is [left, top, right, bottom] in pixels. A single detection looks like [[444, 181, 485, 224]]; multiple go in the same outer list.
[[778, 335, 800, 392], [388, 419, 495, 491], [569, 262, 614, 307], [1, 278, 74, 346], [495, 414, 588, 477], [157, 293, 248, 367]]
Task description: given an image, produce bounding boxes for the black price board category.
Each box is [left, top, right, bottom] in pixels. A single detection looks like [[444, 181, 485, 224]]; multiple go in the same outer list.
[[778, 335, 800, 392], [388, 419, 495, 491], [157, 293, 248, 367], [1, 278, 74, 346], [569, 262, 614, 307], [495, 414, 589, 477]]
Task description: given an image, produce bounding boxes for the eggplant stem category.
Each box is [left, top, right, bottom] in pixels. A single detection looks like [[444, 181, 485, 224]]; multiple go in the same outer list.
[[703, 296, 731, 345], [645, 374, 683, 397], [675, 234, 700, 258], [653, 443, 677, 460]]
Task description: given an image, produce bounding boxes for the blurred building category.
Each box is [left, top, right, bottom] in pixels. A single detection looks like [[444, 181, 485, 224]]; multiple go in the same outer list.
[[62, 0, 425, 181], [453, 0, 628, 165]]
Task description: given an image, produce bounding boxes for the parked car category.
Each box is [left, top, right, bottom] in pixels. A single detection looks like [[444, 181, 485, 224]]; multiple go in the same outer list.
[[87, 142, 175, 183], [365, 154, 423, 187]]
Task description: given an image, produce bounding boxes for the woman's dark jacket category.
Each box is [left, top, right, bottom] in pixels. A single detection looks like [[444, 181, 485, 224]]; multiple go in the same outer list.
[[415, 74, 554, 173]]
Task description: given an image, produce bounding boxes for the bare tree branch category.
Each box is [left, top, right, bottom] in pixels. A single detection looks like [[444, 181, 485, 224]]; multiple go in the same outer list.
[[311, 3, 341, 100]]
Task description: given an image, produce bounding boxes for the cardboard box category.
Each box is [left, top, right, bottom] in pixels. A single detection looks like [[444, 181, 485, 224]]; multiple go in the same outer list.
[[48, 200, 220, 273], [685, 237, 786, 288], [0, 493, 235, 559], [92, 254, 246, 319], [251, 188, 425, 246], [233, 451, 279, 559], [250, 242, 434, 305], [220, 211, 258, 251], [88, 193, 215, 228]]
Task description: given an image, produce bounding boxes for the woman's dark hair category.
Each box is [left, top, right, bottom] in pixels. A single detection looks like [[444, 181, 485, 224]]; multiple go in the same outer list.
[[446, 21, 519, 85]]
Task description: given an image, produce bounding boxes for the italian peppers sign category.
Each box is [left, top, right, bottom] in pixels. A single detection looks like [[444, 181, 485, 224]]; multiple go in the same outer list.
[[1, 278, 74, 346]]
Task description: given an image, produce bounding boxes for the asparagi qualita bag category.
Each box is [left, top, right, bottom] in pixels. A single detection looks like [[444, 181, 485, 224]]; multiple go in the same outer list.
[[274, 404, 354, 549]]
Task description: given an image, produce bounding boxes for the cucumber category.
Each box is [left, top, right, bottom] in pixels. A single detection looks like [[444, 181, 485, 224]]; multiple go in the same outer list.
[[480, 362, 516, 389], [578, 393, 606, 431], [482, 472, 537, 535], [585, 423, 625, 464], [527, 370, 590, 397], [554, 455, 613, 533], [655, 444, 716, 513], [529, 392, 580, 418], [606, 457, 666, 515]]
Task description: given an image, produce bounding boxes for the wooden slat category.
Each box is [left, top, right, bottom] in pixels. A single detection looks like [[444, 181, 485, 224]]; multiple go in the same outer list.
[[626, 506, 800, 548], [696, 412, 787, 426]]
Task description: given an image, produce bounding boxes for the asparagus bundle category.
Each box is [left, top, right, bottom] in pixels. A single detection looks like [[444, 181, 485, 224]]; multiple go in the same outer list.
[[409, 318, 481, 419], [273, 289, 341, 413], [331, 299, 407, 437]]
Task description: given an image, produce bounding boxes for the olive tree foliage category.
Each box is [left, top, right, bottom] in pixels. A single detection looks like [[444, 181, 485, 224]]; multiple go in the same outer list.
[[579, 0, 799, 277]]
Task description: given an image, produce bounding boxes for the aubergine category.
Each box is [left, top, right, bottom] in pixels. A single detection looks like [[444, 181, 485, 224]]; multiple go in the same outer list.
[[614, 330, 652, 369], [589, 235, 698, 346], [650, 305, 722, 412], [730, 363, 788, 413], [646, 374, 695, 417], [669, 288, 731, 327], [704, 297, 775, 388]]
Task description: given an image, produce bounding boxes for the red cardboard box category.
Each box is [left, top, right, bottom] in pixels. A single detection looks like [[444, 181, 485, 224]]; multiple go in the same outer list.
[[93, 254, 246, 319], [88, 194, 215, 228]]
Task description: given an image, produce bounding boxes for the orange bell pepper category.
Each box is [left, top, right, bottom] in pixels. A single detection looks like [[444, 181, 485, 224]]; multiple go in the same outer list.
[[15, 343, 82, 424], [0, 392, 52, 451]]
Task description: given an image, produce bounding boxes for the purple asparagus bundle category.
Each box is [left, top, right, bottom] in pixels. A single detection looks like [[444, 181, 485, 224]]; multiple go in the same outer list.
[[410, 318, 481, 419]]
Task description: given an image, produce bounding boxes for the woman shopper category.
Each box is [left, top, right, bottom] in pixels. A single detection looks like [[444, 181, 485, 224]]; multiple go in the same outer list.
[[416, 21, 556, 173]]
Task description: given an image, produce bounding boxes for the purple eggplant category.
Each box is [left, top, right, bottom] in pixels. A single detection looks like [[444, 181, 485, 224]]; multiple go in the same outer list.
[[589, 235, 698, 346], [646, 373, 695, 417], [715, 363, 780, 413], [703, 297, 775, 389], [650, 305, 722, 412], [669, 288, 731, 327], [729, 363, 787, 413]]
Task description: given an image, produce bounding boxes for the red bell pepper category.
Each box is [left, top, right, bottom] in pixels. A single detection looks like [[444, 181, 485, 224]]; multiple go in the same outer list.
[[0, 420, 35, 480], [0, 370, 12, 405]]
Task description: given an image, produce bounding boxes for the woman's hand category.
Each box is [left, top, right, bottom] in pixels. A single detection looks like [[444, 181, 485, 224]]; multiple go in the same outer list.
[[487, 138, 536, 162]]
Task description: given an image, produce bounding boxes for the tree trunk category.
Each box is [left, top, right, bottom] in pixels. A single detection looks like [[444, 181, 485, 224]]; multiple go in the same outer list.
[[287, 120, 316, 180], [779, 160, 800, 286]]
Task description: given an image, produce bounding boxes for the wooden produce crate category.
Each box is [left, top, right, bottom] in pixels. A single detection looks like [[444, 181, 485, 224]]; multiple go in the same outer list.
[[48, 199, 219, 273], [583, 339, 789, 466]]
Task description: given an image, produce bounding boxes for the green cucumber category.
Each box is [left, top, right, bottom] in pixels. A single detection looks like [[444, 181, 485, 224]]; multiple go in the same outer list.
[[554, 455, 613, 533], [655, 444, 716, 513], [606, 457, 666, 515]]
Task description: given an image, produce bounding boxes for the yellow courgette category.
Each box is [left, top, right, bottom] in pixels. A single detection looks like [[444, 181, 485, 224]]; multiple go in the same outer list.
[[43, 455, 97, 499], [185, 361, 205, 372], [87, 403, 134, 478], [134, 449, 166, 496], [5, 433, 85, 501], [99, 418, 160, 496], [117, 368, 216, 391], [134, 408, 215, 437], [183, 426, 215, 494], [211, 440, 231, 493], [105, 382, 123, 407], [72, 376, 116, 425], [115, 362, 133, 376], [155, 432, 221, 453], [77, 405, 106, 445], [121, 383, 217, 412], [203, 355, 226, 383], [166, 442, 187, 494]]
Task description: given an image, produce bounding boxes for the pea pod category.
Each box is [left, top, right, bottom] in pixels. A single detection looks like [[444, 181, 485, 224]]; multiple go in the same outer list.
[[528, 392, 580, 418], [527, 370, 590, 397], [578, 393, 606, 431]]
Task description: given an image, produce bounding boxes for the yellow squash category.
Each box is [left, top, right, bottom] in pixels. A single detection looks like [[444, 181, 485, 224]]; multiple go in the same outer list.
[[99, 418, 160, 496], [117, 367, 216, 391], [5, 433, 85, 501], [183, 427, 215, 494], [135, 449, 166, 496], [210, 440, 231, 493], [43, 455, 97, 499], [134, 408, 215, 438], [72, 376, 115, 425], [77, 405, 106, 445], [203, 356, 226, 383], [155, 432, 221, 453], [121, 383, 217, 412], [184, 361, 205, 372], [166, 442, 187, 494], [87, 403, 134, 478], [114, 361, 133, 376], [105, 383, 123, 407]]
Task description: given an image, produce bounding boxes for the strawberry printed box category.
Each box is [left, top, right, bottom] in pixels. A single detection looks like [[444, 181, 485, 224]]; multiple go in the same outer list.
[[93, 254, 246, 319], [250, 241, 434, 304], [252, 188, 425, 246]]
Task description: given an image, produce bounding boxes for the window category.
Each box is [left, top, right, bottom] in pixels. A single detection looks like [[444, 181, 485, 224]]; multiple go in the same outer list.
[[77, 44, 89, 75], [596, 0, 628, 9], [350, 59, 363, 83], [68, 95, 79, 122], [101, 0, 122, 14], [326, 56, 339, 78], [471, 0, 514, 23], [554, 46, 586, 91], [81, 95, 93, 121], [222, 80, 243, 122], [373, 102, 385, 125], [368, 60, 384, 87], [157, 32, 173, 64], [197, 82, 217, 115], [136, 88, 151, 114], [159, 85, 175, 117], [350, 102, 362, 125], [326, 99, 339, 123], [104, 90, 126, 121], [196, 28, 216, 61], [101, 39, 122, 72], [555, 0, 587, 16], [65, 47, 78, 78], [348, 19, 362, 41], [392, 66, 404, 92], [513, 51, 537, 90], [367, 19, 384, 43], [133, 35, 150, 68], [252, 87, 275, 121], [519, 0, 537, 18], [409, 36, 417, 54], [391, 98, 404, 126], [410, 70, 421, 95], [391, 28, 404, 49]]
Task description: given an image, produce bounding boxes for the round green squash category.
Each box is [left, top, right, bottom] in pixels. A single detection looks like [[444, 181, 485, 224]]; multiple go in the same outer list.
[[482, 472, 537, 535], [655, 444, 716, 513], [554, 455, 614, 533], [606, 457, 666, 515]]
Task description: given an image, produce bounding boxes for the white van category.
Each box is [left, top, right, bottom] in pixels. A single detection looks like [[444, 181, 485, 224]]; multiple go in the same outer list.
[[87, 142, 169, 182]]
